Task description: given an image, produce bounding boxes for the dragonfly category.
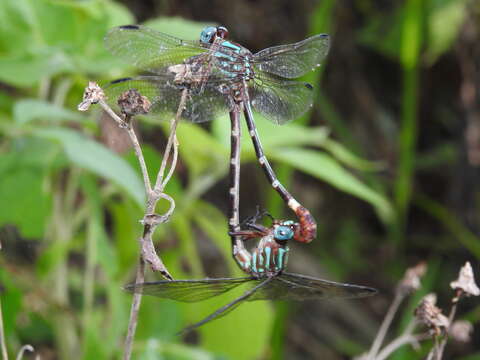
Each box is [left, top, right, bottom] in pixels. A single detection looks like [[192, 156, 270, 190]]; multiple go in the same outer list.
[[103, 25, 328, 259], [125, 212, 377, 334]]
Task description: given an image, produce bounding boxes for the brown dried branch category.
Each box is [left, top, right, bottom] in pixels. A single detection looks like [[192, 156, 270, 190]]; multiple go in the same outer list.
[[79, 82, 187, 360], [366, 262, 427, 360]]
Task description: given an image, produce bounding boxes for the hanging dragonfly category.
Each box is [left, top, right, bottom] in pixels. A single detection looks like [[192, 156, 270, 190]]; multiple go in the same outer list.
[[103, 25, 327, 259], [125, 212, 377, 334]]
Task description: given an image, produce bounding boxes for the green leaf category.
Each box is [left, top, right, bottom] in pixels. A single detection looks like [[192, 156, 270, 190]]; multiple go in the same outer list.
[[0, 165, 50, 238], [0, 52, 73, 87], [0, 138, 58, 238], [139, 339, 217, 360], [321, 138, 385, 172], [425, 0, 468, 64], [174, 122, 228, 178], [273, 148, 394, 222], [34, 127, 146, 207], [212, 112, 329, 151], [14, 99, 85, 124]]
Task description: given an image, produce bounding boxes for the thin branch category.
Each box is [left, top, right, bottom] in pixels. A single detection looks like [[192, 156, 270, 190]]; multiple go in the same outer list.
[[122, 259, 145, 360], [79, 81, 186, 360], [154, 88, 187, 193], [15, 345, 35, 360], [98, 100, 152, 192], [0, 296, 8, 360], [432, 291, 461, 360], [375, 332, 430, 360], [367, 291, 406, 359]]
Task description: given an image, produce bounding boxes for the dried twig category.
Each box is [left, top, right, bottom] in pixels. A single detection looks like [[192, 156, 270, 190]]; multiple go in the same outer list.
[[432, 262, 479, 360], [366, 262, 427, 360], [79, 82, 188, 360], [0, 296, 8, 360]]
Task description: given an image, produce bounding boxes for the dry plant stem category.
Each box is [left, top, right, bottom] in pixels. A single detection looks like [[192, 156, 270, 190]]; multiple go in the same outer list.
[[375, 332, 430, 360], [122, 259, 145, 360], [122, 92, 185, 360], [15, 345, 35, 360], [0, 297, 8, 360], [154, 88, 187, 192], [99, 101, 152, 192], [367, 291, 405, 359], [432, 291, 461, 360]]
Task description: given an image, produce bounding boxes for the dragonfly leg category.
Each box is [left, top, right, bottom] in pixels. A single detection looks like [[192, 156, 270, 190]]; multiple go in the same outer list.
[[242, 100, 317, 243], [229, 228, 268, 239]]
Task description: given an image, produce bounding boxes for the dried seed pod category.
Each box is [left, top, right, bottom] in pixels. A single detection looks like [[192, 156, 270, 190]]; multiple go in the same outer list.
[[78, 81, 105, 111], [117, 89, 152, 116], [450, 320, 473, 343], [450, 262, 480, 297], [398, 261, 427, 295], [414, 293, 449, 336]]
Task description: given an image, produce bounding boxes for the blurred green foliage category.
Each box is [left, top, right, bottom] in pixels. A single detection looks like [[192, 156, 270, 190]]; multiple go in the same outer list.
[[0, 0, 478, 359]]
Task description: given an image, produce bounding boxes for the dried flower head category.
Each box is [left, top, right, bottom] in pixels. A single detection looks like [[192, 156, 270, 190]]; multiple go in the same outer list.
[[78, 81, 105, 111], [450, 320, 473, 343], [117, 89, 152, 116], [414, 293, 449, 336], [398, 261, 427, 294], [450, 262, 480, 297]]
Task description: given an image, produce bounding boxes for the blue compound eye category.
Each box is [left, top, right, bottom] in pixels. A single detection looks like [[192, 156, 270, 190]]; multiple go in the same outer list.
[[200, 26, 217, 44], [274, 225, 294, 241]]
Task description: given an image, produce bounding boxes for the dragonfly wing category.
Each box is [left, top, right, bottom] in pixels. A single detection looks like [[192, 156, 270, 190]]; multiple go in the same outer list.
[[103, 76, 230, 123], [178, 277, 273, 334], [248, 272, 377, 301], [252, 34, 330, 79], [248, 73, 314, 125], [104, 25, 208, 74], [124, 277, 252, 303]]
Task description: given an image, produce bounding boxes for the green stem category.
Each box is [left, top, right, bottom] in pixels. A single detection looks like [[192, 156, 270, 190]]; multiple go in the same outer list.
[[393, 0, 423, 244]]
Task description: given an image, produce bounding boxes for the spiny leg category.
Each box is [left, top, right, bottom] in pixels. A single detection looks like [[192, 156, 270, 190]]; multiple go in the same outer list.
[[242, 98, 317, 243], [177, 277, 273, 335]]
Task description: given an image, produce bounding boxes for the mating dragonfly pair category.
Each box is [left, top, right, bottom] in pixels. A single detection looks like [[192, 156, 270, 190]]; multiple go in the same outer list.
[[104, 24, 376, 333]]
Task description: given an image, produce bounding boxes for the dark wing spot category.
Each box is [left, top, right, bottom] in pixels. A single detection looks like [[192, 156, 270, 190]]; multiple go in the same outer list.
[[319, 34, 329, 39], [119, 25, 140, 30], [304, 83, 314, 90], [109, 77, 133, 85]]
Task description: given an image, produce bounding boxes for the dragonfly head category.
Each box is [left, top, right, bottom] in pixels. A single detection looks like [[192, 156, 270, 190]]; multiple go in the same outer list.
[[273, 220, 296, 242], [200, 26, 217, 44], [200, 26, 229, 44]]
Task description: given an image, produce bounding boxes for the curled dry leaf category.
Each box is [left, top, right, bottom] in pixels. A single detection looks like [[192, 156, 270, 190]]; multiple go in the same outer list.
[[78, 81, 105, 111], [450, 261, 480, 297], [414, 293, 450, 336], [398, 261, 427, 295], [450, 320, 473, 343]]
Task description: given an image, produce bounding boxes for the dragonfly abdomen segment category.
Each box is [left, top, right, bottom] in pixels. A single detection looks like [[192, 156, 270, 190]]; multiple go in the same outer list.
[[243, 103, 317, 243], [251, 236, 289, 276]]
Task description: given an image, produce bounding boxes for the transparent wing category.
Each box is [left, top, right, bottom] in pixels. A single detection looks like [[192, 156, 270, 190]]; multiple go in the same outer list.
[[124, 277, 253, 303], [248, 272, 377, 301], [102, 76, 231, 123], [178, 278, 273, 334], [105, 25, 209, 74], [252, 34, 330, 79], [248, 73, 314, 125], [105, 25, 248, 77]]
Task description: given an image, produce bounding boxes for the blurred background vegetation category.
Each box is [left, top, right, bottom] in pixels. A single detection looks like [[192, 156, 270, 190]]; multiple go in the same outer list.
[[0, 0, 479, 359]]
